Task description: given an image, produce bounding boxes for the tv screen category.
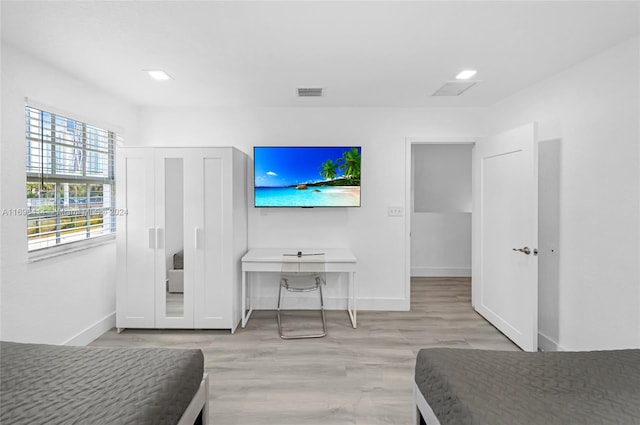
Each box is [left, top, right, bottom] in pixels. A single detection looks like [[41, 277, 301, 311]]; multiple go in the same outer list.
[[254, 146, 361, 207]]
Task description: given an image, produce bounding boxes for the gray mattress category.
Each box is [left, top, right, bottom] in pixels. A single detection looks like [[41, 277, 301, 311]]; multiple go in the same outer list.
[[415, 348, 640, 425], [0, 341, 204, 425]]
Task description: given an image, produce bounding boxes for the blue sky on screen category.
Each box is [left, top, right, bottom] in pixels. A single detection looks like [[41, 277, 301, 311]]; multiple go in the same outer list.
[[254, 146, 360, 187]]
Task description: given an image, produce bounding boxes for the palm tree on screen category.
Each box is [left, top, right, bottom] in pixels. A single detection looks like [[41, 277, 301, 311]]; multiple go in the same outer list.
[[319, 159, 338, 181], [338, 148, 361, 182]]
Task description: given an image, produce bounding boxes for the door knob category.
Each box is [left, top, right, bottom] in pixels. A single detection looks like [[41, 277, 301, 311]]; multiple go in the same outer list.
[[512, 246, 531, 255]]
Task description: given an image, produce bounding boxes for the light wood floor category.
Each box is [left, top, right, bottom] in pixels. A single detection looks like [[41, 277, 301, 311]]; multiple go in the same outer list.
[[92, 277, 518, 425]]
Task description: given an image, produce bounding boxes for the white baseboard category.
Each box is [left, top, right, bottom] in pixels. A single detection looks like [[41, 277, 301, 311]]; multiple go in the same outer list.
[[251, 296, 409, 311], [538, 331, 567, 352], [411, 267, 471, 277], [63, 312, 116, 346]]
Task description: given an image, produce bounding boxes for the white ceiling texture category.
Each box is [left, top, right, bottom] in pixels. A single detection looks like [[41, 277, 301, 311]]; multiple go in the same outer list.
[[2, 1, 639, 108]]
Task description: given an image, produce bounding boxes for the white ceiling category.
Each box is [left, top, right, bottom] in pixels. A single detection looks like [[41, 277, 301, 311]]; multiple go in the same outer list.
[[2, 1, 639, 108]]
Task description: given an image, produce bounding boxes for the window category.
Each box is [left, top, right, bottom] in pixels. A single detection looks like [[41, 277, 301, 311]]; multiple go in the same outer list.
[[25, 105, 120, 252]]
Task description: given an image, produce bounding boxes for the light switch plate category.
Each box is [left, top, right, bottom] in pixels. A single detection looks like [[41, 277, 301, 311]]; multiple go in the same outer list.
[[388, 206, 404, 217]]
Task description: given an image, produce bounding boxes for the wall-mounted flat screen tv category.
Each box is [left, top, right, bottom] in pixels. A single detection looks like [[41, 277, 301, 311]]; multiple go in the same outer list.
[[254, 146, 361, 207]]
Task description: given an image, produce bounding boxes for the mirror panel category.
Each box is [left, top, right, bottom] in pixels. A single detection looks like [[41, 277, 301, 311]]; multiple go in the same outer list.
[[164, 158, 184, 318]]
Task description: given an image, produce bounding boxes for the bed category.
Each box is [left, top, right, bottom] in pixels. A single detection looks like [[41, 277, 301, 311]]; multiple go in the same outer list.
[[414, 348, 640, 425], [0, 341, 208, 425]]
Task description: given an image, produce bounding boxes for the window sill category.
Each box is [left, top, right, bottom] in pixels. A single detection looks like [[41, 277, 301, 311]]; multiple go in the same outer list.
[[28, 235, 116, 262]]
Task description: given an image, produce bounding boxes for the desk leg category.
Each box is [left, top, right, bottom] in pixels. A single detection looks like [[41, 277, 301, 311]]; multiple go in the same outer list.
[[242, 271, 254, 328], [347, 271, 357, 328], [241, 271, 246, 328]]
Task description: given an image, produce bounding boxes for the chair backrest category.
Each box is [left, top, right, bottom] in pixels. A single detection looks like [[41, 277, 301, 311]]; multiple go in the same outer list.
[[281, 253, 326, 277]]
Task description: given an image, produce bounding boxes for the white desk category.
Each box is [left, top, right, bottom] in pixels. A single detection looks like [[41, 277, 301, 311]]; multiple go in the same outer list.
[[241, 248, 357, 329]]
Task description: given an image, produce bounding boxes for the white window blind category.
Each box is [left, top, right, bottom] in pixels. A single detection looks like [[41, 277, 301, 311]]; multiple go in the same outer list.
[[25, 105, 120, 252]]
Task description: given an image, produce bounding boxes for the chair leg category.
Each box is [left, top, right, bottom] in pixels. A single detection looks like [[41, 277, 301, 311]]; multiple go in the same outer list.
[[319, 284, 327, 337], [277, 281, 284, 338], [277, 284, 327, 340]]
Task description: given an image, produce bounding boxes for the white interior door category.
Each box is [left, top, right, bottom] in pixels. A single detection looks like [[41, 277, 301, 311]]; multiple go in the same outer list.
[[472, 123, 538, 351]]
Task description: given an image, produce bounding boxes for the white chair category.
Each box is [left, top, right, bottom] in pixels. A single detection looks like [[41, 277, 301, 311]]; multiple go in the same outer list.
[[277, 253, 327, 339]]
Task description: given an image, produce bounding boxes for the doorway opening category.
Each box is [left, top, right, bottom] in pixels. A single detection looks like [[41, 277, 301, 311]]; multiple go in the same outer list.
[[405, 134, 561, 352], [405, 137, 475, 315]]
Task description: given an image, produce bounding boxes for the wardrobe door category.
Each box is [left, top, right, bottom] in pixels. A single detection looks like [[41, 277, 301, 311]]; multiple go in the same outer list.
[[194, 149, 231, 328], [154, 150, 194, 328], [116, 148, 155, 329]]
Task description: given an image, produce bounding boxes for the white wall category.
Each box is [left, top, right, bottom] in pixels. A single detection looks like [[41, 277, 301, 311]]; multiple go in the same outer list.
[[411, 213, 471, 277], [411, 144, 472, 277], [136, 106, 486, 310], [413, 144, 472, 213], [0, 44, 139, 344], [488, 36, 640, 350], [538, 139, 561, 351]]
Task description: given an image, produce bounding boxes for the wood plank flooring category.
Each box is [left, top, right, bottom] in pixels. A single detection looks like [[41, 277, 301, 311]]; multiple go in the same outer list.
[[91, 277, 518, 425]]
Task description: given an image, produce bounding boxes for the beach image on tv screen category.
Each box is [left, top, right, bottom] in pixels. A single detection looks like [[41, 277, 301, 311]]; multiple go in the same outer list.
[[254, 146, 361, 207]]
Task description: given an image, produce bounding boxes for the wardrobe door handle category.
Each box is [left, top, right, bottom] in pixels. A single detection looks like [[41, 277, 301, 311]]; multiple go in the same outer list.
[[155, 228, 163, 249], [193, 227, 202, 249], [148, 228, 156, 249]]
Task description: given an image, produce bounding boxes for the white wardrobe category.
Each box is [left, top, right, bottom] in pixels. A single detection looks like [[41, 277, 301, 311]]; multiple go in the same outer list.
[[116, 147, 247, 332]]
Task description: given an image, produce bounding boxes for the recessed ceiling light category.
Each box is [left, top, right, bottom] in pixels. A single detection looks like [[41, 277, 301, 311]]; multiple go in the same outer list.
[[144, 70, 173, 81], [456, 70, 477, 80]]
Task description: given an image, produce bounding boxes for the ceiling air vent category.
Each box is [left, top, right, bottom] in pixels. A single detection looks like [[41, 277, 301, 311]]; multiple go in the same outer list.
[[297, 87, 324, 97], [432, 81, 477, 96]]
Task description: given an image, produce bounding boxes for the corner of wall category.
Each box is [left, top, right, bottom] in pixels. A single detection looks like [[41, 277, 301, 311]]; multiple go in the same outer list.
[[63, 312, 116, 346]]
